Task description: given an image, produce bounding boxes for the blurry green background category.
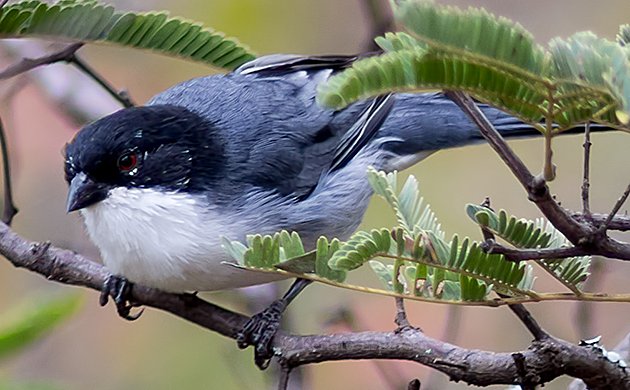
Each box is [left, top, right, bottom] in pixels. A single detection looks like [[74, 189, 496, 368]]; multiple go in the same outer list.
[[1, 0, 630, 389]]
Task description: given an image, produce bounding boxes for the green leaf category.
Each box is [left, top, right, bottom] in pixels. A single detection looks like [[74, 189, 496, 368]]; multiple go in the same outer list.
[[425, 232, 535, 296], [460, 275, 490, 301], [221, 236, 248, 264], [319, 0, 630, 133], [367, 167, 443, 238], [394, 0, 546, 74], [0, 294, 83, 360], [224, 231, 346, 282], [607, 45, 630, 123], [315, 237, 346, 282], [375, 31, 424, 52], [0, 0, 255, 70], [466, 204, 551, 248], [549, 32, 623, 126], [535, 219, 591, 289], [318, 47, 547, 123], [466, 204, 590, 292], [329, 228, 392, 271], [244, 234, 280, 269], [279, 231, 305, 260]]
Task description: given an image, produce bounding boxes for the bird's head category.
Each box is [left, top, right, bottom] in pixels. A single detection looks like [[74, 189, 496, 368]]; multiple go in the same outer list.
[[64, 104, 223, 212]]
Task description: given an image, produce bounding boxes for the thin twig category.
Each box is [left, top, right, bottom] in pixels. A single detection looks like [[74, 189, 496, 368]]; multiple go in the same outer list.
[[582, 122, 592, 217], [394, 297, 411, 329], [481, 240, 589, 261], [501, 296, 549, 341], [277, 365, 291, 390], [0, 117, 17, 225], [0, 43, 83, 80], [69, 55, 135, 108], [598, 183, 630, 234]]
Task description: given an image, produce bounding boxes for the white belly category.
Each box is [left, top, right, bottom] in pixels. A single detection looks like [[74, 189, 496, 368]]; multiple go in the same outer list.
[[80, 187, 287, 292]]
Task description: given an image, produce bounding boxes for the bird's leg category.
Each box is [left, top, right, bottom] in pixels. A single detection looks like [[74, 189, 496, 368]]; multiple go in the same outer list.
[[237, 278, 312, 369], [99, 275, 144, 321]]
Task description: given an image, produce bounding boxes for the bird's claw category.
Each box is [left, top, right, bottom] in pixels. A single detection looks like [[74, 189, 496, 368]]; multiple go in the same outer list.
[[100, 275, 144, 321], [236, 300, 286, 369]]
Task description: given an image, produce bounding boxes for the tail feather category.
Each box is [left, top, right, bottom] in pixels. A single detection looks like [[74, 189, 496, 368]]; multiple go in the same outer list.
[[378, 92, 615, 170]]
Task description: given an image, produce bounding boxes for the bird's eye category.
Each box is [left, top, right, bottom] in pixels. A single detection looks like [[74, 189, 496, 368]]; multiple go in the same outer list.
[[117, 152, 138, 173]]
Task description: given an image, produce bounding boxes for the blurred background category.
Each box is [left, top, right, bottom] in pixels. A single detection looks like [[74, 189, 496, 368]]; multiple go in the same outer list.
[[1, 0, 630, 389]]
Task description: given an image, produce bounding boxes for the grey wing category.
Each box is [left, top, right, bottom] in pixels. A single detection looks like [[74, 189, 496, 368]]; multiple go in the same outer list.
[[230, 55, 395, 199], [150, 54, 394, 200]]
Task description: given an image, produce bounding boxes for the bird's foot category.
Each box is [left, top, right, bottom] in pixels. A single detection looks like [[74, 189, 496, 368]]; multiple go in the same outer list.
[[99, 275, 143, 321], [236, 300, 287, 369]]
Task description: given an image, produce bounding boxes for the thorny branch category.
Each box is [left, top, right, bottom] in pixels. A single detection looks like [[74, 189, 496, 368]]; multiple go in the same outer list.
[[0, 222, 628, 388]]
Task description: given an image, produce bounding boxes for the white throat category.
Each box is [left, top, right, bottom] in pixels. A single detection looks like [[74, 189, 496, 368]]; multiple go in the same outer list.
[[80, 187, 286, 292]]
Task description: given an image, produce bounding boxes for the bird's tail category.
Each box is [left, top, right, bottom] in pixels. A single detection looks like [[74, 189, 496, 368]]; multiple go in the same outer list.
[[378, 92, 616, 171]]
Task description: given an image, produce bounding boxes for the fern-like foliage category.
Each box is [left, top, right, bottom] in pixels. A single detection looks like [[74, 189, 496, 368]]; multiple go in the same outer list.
[[331, 169, 535, 301], [318, 0, 630, 132], [328, 228, 392, 271], [395, 1, 546, 74], [0, 0, 255, 69], [222, 168, 538, 303], [549, 32, 625, 126], [221, 231, 347, 283], [367, 167, 443, 238], [222, 169, 601, 304], [466, 204, 590, 291], [535, 219, 591, 290]]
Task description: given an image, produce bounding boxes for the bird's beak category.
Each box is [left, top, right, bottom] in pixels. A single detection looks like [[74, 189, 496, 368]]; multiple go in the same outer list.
[[66, 172, 109, 212]]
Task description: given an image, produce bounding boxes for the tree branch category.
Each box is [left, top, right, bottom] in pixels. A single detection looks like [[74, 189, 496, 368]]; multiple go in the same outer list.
[[572, 213, 630, 232], [0, 221, 628, 388], [0, 41, 135, 113], [445, 90, 630, 261], [0, 43, 84, 80]]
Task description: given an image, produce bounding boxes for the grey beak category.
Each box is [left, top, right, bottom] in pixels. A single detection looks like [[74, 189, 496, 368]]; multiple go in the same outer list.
[[66, 172, 108, 212]]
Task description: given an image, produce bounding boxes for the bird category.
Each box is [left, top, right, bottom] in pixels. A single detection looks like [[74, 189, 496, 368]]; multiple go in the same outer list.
[[64, 54, 611, 368]]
